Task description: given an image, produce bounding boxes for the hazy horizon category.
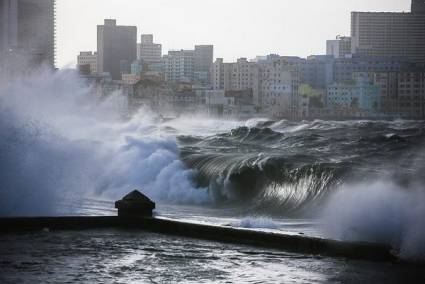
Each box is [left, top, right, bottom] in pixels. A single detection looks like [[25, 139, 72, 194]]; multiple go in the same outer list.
[[57, 0, 411, 68]]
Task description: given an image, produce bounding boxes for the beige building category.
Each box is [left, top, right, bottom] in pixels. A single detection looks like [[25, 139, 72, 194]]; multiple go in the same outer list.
[[257, 58, 300, 119], [351, 0, 425, 64], [212, 58, 255, 92], [77, 51, 97, 74], [212, 58, 225, 90], [225, 58, 254, 91]]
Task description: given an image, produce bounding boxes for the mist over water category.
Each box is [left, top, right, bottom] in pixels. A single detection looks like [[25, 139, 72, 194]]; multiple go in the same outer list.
[[322, 181, 425, 261]]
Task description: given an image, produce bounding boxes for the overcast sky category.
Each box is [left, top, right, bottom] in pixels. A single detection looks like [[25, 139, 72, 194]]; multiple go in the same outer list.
[[57, 0, 411, 68]]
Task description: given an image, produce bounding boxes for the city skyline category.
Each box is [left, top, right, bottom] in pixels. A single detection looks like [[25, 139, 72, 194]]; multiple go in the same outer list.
[[57, 0, 411, 68]]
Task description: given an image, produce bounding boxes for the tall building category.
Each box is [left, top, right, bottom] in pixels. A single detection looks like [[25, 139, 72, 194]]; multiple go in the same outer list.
[[97, 19, 137, 80], [351, 0, 425, 64], [0, 0, 55, 75], [412, 0, 425, 14], [163, 50, 194, 83], [374, 71, 425, 119], [139, 34, 162, 63], [194, 45, 213, 85], [77, 51, 97, 74], [326, 36, 351, 59], [212, 58, 225, 90]]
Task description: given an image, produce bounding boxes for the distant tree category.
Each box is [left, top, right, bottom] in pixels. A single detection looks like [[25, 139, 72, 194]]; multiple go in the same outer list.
[[299, 84, 325, 109]]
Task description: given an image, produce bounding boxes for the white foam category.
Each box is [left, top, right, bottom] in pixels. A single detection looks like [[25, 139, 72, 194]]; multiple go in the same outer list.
[[231, 217, 280, 230]]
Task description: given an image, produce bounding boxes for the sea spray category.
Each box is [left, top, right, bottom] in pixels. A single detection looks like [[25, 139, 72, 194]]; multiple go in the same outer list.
[[321, 181, 425, 262], [0, 69, 210, 216]]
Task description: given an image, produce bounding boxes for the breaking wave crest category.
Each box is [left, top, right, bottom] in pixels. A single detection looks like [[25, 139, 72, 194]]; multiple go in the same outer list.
[[174, 117, 425, 261], [178, 118, 425, 216]]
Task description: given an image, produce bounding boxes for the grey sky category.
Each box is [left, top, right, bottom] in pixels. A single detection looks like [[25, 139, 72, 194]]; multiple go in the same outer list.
[[57, 0, 411, 68]]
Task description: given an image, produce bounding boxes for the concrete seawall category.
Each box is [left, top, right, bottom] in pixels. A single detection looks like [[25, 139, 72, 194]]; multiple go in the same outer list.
[[0, 216, 397, 262]]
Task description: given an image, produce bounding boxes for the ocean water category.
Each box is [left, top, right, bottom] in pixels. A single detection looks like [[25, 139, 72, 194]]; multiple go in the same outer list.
[[1, 70, 425, 282], [1, 230, 425, 284]]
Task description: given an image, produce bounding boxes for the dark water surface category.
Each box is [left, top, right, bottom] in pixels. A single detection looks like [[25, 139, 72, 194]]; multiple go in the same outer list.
[[177, 120, 425, 215], [1, 229, 424, 284]]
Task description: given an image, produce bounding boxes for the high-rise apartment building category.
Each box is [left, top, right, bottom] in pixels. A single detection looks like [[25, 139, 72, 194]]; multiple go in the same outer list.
[[212, 61, 234, 92], [163, 50, 194, 83], [194, 45, 213, 85], [0, 0, 55, 75], [139, 34, 162, 63], [351, 0, 425, 64], [77, 51, 97, 74], [212, 58, 225, 90], [326, 36, 351, 59], [225, 58, 254, 91], [97, 19, 137, 80]]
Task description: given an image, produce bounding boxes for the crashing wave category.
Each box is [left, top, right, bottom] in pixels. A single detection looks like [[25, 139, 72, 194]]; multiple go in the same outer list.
[[0, 69, 210, 216]]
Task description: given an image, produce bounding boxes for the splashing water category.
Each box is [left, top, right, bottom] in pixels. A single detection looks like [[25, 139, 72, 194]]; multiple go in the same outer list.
[[230, 217, 280, 229], [0, 69, 209, 216], [321, 181, 425, 262]]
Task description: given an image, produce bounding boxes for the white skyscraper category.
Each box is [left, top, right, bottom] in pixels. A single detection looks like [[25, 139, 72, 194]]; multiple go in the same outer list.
[[163, 50, 194, 83], [139, 34, 162, 63]]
